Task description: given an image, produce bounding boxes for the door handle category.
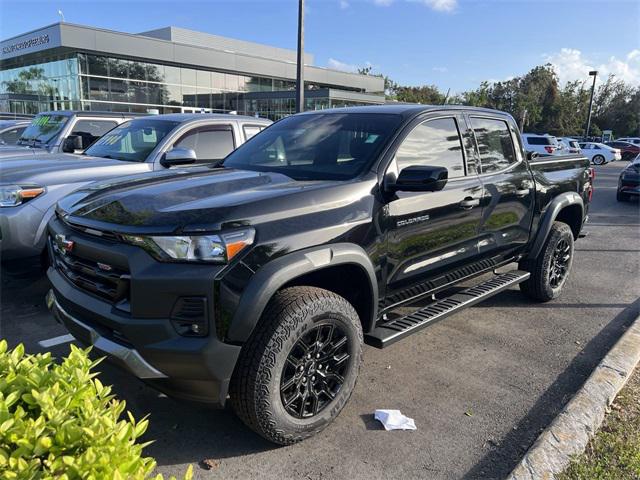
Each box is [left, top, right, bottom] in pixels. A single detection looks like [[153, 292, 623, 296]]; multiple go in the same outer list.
[[515, 189, 530, 197], [459, 198, 480, 209]]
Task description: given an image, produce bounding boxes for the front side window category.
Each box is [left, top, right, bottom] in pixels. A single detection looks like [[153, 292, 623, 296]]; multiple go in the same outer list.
[[223, 113, 403, 180], [72, 119, 118, 148], [0, 126, 26, 145], [394, 117, 465, 178], [470, 117, 517, 174], [175, 127, 235, 164], [19, 114, 69, 145], [84, 119, 179, 162]]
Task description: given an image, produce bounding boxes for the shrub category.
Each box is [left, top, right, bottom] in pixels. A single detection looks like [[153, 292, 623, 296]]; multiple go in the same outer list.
[[0, 340, 192, 479]]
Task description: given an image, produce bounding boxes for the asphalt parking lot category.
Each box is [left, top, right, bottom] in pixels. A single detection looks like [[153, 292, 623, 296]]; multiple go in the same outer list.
[[1, 161, 638, 480]]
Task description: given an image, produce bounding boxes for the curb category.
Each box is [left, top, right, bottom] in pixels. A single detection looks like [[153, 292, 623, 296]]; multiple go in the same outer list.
[[507, 312, 640, 480]]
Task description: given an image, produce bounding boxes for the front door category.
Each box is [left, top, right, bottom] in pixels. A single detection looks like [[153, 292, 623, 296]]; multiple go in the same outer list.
[[467, 115, 534, 260], [383, 114, 485, 309]]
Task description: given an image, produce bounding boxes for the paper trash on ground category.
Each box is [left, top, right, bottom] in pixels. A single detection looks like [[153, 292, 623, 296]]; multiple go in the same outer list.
[[374, 409, 417, 430]]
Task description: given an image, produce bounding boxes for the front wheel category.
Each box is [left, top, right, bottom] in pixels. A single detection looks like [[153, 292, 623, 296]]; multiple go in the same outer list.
[[230, 286, 363, 445], [617, 190, 628, 202], [592, 154, 606, 165], [519, 221, 574, 302]]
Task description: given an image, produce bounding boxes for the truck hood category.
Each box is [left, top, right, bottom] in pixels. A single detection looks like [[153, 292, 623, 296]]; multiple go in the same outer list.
[[0, 145, 49, 159], [57, 167, 361, 234], [0, 154, 137, 184]]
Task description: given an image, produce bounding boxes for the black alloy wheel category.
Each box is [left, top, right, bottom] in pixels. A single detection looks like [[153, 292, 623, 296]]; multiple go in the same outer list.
[[280, 323, 350, 419], [548, 238, 571, 288]]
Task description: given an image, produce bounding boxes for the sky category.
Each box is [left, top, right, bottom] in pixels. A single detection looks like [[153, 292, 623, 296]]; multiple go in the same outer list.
[[1, 0, 639, 93]]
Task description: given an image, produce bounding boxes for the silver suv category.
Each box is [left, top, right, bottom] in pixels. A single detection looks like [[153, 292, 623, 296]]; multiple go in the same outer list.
[[0, 113, 271, 263]]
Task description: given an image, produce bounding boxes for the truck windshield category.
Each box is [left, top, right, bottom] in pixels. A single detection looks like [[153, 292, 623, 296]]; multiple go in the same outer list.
[[223, 113, 403, 180], [84, 119, 180, 162], [18, 114, 69, 146]]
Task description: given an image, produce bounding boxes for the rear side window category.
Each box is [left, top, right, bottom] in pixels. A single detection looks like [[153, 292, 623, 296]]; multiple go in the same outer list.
[[72, 119, 118, 148], [471, 117, 517, 174], [525, 136, 553, 145], [243, 125, 264, 141], [395, 117, 465, 178], [176, 127, 235, 163]]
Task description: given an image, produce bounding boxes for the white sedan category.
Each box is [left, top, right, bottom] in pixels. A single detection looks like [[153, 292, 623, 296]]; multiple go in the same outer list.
[[578, 142, 622, 165]]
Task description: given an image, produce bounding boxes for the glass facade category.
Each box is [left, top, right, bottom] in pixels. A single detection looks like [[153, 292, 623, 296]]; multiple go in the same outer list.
[[1, 53, 380, 119]]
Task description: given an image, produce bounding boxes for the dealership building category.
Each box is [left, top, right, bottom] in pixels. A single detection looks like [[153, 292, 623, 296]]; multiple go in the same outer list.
[[0, 22, 385, 119]]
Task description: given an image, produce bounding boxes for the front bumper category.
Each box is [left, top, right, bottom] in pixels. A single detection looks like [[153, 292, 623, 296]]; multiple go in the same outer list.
[[0, 203, 48, 260], [47, 290, 166, 379], [46, 216, 242, 405]]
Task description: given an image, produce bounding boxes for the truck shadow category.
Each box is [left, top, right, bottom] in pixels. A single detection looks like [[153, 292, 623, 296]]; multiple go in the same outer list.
[[462, 296, 640, 479], [94, 363, 279, 464]]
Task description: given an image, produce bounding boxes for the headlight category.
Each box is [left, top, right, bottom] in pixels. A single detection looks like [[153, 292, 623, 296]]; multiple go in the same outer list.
[[0, 185, 45, 207], [123, 228, 255, 263]]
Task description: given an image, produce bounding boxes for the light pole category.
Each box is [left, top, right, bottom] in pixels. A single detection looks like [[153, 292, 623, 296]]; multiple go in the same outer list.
[[295, 0, 304, 113], [583, 70, 598, 141]]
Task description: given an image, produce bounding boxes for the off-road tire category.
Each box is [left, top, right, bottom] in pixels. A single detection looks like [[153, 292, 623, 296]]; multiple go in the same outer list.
[[519, 221, 574, 302], [229, 286, 363, 445]]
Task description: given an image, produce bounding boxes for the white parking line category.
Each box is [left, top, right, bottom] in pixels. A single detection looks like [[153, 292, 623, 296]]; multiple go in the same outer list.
[[38, 334, 75, 348]]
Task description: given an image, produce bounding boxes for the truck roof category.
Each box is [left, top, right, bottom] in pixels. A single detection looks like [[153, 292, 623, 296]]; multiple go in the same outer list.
[[298, 103, 514, 120], [35, 110, 146, 119], [146, 113, 272, 123]]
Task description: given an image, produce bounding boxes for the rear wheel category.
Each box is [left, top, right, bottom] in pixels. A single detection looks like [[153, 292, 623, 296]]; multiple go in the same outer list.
[[592, 154, 606, 165], [230, 286, 363, 445], [519, 222, 574, 302]]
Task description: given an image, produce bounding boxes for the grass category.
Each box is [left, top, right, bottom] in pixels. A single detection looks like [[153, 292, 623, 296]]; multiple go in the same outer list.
[[559, 366, 640, 480]]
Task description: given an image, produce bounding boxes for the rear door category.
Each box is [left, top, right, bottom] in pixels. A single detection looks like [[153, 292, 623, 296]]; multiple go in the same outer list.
[[469, 115, 534, 260], [383, 113, 485, 307]]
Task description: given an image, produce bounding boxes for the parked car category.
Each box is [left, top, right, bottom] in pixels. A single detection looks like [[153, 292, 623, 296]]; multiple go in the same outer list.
[[616, 137, 640, 146], [46, 105, 592, 445], [522, 133, 561, 155], [617, 153, 640, 201], [578, 142, 621, 164], [556, 137, 582, 154], [0, 114, 271, 263], [605, 141, 640, 161], [0, 120, 30, 146], [0, 111, 139, 159]]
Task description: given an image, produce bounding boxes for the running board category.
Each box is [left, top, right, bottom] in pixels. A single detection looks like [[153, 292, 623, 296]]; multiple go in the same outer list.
[[365, 270, 530, 348]]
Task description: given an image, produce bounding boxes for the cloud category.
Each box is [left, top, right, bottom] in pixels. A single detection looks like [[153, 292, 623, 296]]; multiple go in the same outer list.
[[432, 66, 448, 73], [339, 0, 350, 8], [415, 0, 458, 12], [327, 58, 358, 72], [373, 0, 395, 5], [545, 48, 640, 86]]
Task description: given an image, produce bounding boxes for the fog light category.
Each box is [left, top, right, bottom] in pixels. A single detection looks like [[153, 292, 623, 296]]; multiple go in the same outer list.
[[170, 297, 208, 337]]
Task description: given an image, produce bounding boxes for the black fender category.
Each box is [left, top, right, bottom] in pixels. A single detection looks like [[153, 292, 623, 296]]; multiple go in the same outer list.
[[527, 191, 584, 260], [225, 243, 379, 343]]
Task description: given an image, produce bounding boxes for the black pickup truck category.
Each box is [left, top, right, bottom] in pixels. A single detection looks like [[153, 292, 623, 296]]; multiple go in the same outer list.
[[45, 105, 593, 445]]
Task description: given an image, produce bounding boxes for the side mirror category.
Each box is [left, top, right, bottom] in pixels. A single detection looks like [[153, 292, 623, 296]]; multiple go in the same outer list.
[[388, 165, 448, 193], [62, 135, 83, 153], [526, 150, 539, 161], [161, 147, 197, 167]]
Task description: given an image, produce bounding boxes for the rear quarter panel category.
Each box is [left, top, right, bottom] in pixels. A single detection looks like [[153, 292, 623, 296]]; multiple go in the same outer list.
[[528, 154, 591, 240]]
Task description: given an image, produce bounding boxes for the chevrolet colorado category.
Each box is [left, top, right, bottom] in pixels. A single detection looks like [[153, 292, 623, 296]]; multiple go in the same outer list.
[[46, 105, 592, 445]]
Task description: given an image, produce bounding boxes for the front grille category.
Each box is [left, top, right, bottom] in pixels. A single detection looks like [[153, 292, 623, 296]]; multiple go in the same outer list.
[[51, 239, 130, 303]]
